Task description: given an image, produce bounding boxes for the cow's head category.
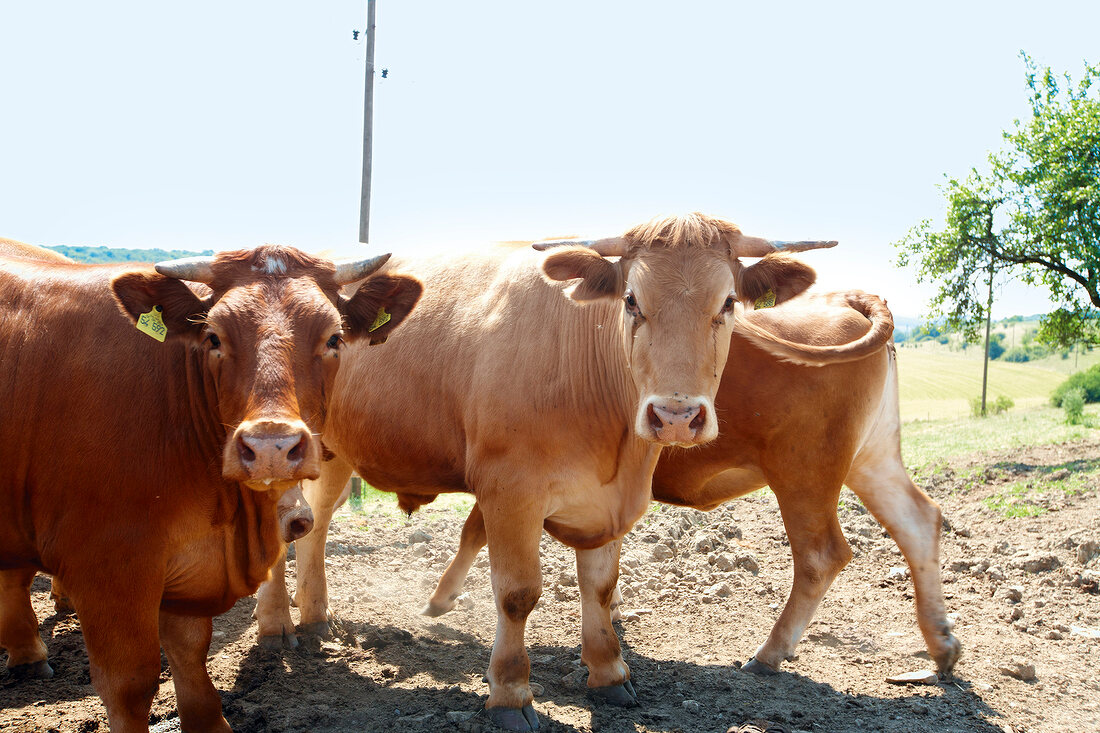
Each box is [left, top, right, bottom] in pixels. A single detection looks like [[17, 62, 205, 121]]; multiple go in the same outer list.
[[111, 245, 422, 493], [541, 213, 830, 447]]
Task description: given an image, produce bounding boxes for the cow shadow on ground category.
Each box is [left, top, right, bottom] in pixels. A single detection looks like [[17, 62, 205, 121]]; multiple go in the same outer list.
[[212, 615, 1006, 733]]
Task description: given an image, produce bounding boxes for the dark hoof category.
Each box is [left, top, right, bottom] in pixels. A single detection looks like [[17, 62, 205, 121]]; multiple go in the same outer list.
[[296, 621, 332, 639], [936, 633, 962, 677], [587, 679, 638, 707], [259, 630, 299, 651], [484, 703, 539, 731], [9, 659, 54, 679], [741, 657, 779, 676], [419, 602, 452, 617]]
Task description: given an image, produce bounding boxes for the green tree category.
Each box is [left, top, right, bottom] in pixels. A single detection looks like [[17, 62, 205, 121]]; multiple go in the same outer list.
[[896, 53, 1100, 350]]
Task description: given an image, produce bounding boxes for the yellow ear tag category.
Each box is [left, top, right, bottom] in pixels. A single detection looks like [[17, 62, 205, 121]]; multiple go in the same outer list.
[[136, 305, 168, 342], [753, 289, 776, 310], [368, 306, 391, 332]]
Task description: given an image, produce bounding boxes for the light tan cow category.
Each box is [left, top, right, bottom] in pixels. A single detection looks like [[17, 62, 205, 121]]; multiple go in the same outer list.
[[426, 289, 961, 684], [255, 213, 838, 730]]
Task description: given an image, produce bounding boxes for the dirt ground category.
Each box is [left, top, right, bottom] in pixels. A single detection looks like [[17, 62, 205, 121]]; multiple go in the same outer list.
[[3, 438, 1099, 733]]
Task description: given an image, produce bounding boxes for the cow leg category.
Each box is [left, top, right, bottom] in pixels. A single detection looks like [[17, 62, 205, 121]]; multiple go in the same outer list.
[[71, 588, 163, 733], [423, 503, 486, 616], [845, 459, 961, 676], [254, 553, 298, 649], [481, 499, 542, 731], [0, 568, 51, 678], [293, 457, 354, 637], [159, 611, 232, 732], [50, 575, 75, 614], [576, 539, 635, 706], [745, 486, 851, 674]]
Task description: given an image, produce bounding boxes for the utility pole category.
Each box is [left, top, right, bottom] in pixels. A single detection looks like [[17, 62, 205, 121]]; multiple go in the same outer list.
[[358, 0, 377, 244]]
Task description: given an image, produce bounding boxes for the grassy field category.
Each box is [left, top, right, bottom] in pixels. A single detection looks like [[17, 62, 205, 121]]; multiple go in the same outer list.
[[895, 346, 1070, 421], [900, 403, 1099, 470]]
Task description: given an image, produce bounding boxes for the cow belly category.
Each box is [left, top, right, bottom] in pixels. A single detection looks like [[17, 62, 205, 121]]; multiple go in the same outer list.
[[653, 466, 767, 510]]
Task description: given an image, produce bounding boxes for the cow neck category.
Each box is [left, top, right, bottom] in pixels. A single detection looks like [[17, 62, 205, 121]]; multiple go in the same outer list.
[[175, 344, 282, 593]]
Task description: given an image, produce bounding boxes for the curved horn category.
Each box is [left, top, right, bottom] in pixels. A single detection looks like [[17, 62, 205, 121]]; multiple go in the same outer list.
[[532, 236, 628, 257], [333, 253, 391, 285], [732, 235, 838, 257], [154, 256, 216, 284]]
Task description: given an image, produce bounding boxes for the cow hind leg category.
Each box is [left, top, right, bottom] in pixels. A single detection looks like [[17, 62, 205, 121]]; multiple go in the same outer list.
[[845, 458, 961, 676], [159, 611, 232, 732], [745, 487, 851, 674], [423, 503, 486, 616], [576, 539, 636, 706], [289, 457, 355, 638], [0, 568, 51, 678], [49, 575, 75, 615], [254, 553, 298, 649]]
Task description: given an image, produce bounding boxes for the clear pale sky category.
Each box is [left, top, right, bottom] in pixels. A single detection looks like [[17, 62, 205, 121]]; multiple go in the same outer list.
[[2, 1, 1098, 318]]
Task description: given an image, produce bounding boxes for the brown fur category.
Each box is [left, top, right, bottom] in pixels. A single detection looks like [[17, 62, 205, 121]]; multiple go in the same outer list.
[[0, 246, 421, 731]]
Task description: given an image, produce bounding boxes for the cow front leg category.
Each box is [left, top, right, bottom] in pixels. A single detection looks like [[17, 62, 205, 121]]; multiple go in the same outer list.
[[254, 553, 298, 649], [482, 499, 543, 731], [292, 458, 354, 638], [745, 487, 851, 674], [49, 575, 75, 614], [846, 460, 960, 676], [159, 611, 232, 732], [69, 583, 163, 733], [423, 503, 486, 616], [576, 539, 635, 706], [0, 568, 51, 678]]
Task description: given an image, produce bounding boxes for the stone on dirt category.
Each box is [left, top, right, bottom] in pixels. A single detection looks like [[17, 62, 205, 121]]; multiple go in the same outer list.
[[885, 669, 938, 685], [1011, 553, 1060, 573], [998, 661, 1037, 681], [409, 529, 432, 544]]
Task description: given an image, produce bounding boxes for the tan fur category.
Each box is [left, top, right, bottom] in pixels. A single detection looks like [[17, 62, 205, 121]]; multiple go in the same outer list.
[[258, 214, 822, 719], [428, 291, 960, 680]]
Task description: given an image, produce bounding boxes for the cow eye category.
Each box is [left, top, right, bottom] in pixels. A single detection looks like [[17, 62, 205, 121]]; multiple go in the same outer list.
[[722, 295, 736, 313], [206, 332, 221, 349], [326, 333, 343, 350], [624, 290, 641, 317]]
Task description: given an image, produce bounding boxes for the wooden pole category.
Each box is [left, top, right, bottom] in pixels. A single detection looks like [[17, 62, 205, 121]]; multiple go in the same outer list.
[[980, 261, 994, 416], [359, 0, 377, 244]]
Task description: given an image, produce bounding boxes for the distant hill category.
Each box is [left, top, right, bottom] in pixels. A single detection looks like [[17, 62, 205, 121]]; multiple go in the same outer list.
[[45, 245, 214, 264]]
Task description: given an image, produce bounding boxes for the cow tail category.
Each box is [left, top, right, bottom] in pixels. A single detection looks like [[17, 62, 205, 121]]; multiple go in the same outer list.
[[733, 291, 894, 366]]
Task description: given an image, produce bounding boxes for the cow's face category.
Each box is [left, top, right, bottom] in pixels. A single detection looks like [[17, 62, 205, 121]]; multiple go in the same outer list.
[[543, 214, 825, 447], [111, 246, 422, 493]]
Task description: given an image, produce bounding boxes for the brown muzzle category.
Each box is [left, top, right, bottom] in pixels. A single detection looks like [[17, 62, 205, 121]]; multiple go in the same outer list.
[[277, 484, 314, 543], [223, 419, 321, 488]]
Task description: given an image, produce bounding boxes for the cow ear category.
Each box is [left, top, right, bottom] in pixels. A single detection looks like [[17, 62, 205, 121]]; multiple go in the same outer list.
[[340, 273, 423, 346], [737, 253, 817, 307], [542, 247, 625, 302], [111, 271, 209, 341]]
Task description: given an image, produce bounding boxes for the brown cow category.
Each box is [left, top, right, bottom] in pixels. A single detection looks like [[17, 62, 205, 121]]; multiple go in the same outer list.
[[0, 245, 421, 732], [0, 237, 74, 263], [254, 213, 838, 730], [426, 289, 961, 682]]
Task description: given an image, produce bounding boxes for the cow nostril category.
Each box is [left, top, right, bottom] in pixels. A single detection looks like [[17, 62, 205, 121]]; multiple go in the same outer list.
[[287, 517, 314, 540], [689, 405, 706, 431], [286, 437, 305, 464], [238, 438, 256, 464], [647, 403, 664, 432]]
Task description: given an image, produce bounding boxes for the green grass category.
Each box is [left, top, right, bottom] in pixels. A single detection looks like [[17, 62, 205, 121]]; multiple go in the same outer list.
[[980, 460, 1098, 518], [900, 403, 1100, 470], [896, 347, 1070, 421]]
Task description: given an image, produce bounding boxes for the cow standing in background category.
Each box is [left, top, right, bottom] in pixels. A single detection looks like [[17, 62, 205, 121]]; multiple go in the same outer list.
[[426, 289, 961, 680], [255, 213, 837, 731], [0, 245, 421, 733]]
